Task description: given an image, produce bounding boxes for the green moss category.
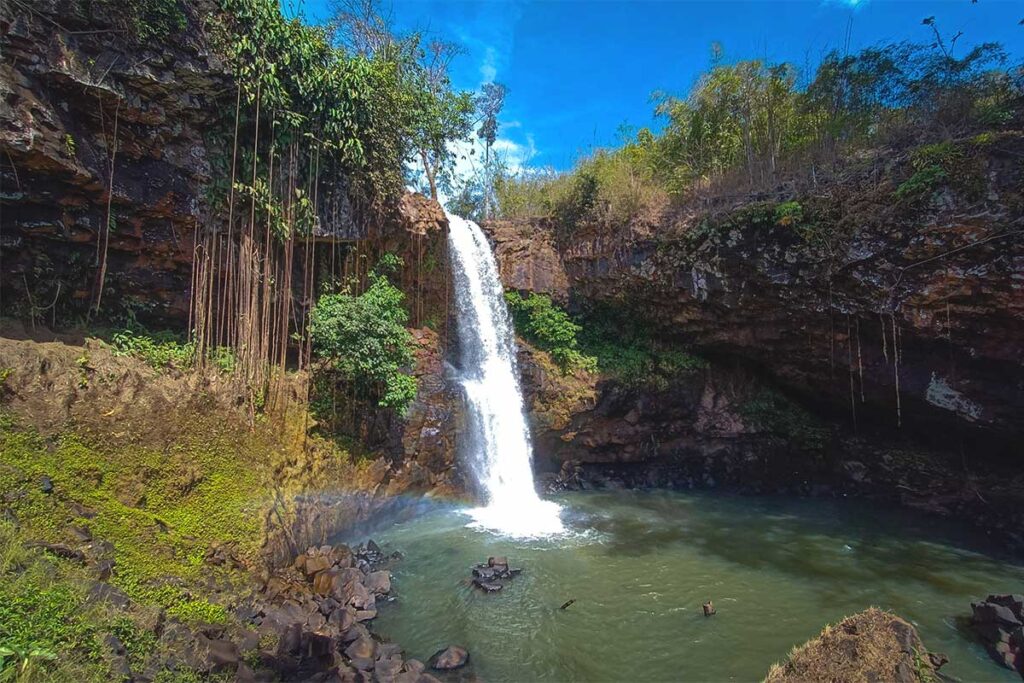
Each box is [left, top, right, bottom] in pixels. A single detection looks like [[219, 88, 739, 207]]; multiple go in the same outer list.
[[0, 521, 110, 681], [166, 599, 230, 626], [0, 413, 263, 614], [739, 390, 829, 452]]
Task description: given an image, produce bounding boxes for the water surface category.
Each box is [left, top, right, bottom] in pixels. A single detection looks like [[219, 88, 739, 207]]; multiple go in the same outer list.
[[363, 491, 1024, 682]]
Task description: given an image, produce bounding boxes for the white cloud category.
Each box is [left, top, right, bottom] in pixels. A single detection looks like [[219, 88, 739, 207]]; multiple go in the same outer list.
[[480, 46, 498, 83]]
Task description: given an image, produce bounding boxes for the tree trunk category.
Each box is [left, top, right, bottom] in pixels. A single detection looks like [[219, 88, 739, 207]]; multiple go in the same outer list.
[[420, 149, 438, 200]]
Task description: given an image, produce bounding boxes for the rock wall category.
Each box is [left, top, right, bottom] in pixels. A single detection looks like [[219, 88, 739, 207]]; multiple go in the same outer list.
[[0, 0, 444, 330], [488, 137, 1024, 453], [487, 136, 1024, 552]]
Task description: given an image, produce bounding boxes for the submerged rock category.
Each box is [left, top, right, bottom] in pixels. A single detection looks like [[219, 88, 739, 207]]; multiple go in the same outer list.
[[429, 645, 469, 670]]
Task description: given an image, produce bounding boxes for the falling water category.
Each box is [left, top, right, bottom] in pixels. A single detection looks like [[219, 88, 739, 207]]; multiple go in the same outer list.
[[446, 210, 564, 537]]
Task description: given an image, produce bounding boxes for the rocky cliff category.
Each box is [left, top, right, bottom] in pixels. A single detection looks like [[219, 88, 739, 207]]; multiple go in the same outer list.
[[0, 0, 446, 331], [488, 133, 1024, 551]]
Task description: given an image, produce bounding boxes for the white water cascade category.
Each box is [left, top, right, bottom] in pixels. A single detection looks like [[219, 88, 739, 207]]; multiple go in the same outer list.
[[446, 211, 564, 537]]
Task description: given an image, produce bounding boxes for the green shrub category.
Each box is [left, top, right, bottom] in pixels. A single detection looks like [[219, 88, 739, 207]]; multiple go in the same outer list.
[[739, 390, 829, 451], [575, 305, 706, 388], [774, 201, 804, 227], [504, 292, 597, 373], [109, 329, 195, 371], [310, 257, 418, 413]]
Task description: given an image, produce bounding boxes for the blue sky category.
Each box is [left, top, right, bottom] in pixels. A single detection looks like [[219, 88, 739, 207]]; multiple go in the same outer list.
[[299, 0, 1023, 172]]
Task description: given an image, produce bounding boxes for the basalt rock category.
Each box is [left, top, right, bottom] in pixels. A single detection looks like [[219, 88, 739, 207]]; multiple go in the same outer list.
[[491, 138, 1024, 552], [971, 594, 1024, 677], [429, 645, 469, 671], [764, 608, 945, 682]]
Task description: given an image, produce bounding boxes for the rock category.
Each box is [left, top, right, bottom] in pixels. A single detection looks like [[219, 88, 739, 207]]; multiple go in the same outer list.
[[69, 501, 97, 518], [428, 645, 469, 671], [86, 582, 132, 610], [971, 595, 1024, 676], [304, 553, 334, 577], [348, 581, 375, 610], [66, 525, 92, 542], [974, 601, 1022, 628], [365, 570, 391, 596], [199, 636, 240, 673], [28, 541, 85, 563], [328, 606, 356, 633], [354, 609, 377, 622], [345, 636, 377, 661], [473, 579, 503, 593], [93, 558, 115, 581], [39, 475, 53, 494], [472, 566, 495, 580], [312, 568, 344, 597], [764, 608, 941, 682]]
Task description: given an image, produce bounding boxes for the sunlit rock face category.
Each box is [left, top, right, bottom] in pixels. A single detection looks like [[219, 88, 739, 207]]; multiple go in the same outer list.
[[484, 137, 1024, 454], [484, 140, 1024, 552]]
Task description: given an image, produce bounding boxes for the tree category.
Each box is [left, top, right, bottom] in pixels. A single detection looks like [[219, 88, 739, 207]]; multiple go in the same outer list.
[[329, 0, 475, 201], [309, 256, 418, 412]]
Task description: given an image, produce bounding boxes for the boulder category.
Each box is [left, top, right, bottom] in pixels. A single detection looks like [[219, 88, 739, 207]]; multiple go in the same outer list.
[[764, 608, 943, 683], [429, 645, 469, 671], [365, 570, 391, 596]]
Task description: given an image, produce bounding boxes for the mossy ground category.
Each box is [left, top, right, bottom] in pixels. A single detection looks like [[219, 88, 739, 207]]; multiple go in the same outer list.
[[0, 331, 364, 681]]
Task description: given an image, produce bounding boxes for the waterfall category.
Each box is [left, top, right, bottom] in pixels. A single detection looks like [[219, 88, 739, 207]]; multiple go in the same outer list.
[[446, 211, 564, 537]]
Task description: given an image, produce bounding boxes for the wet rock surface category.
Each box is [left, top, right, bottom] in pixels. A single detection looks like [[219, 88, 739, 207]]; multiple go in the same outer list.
[[471, 556, 522, 593], [971, 594, 1024, 678]]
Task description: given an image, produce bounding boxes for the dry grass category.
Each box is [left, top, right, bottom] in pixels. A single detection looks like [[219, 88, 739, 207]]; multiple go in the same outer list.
[[764, 607, 937, 683]]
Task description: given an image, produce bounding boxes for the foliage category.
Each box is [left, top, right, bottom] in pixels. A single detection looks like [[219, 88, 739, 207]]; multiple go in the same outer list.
[[894, 141, 982, 202], [92, 0, 187, 42], [310, 256, 418, 412], [108, 327, 236, 373], [109, 329, 196, 370], [569, 303, 706, 388], [494, 37, 1019, 226], [504, 292, 597, 373], [166, 599, 230, 625], [740, 390, 829, 451], [0, 522, 106, 682]]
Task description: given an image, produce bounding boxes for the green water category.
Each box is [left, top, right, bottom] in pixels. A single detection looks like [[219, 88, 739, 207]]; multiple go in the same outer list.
[[365, 491, 1024, 682]]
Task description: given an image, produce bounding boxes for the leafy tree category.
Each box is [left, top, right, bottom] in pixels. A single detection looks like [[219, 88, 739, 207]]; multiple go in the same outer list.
[[310, 257, 417, 412]]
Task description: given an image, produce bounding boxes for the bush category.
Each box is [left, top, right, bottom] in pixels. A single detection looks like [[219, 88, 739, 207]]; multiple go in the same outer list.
[[310, 258, 418, 413], [740, 390, 829, 451], [109, 329, 196, 370], [504, 292, 597, 373]]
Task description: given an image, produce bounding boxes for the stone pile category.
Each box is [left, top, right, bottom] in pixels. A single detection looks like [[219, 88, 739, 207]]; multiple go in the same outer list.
[[471, 556, 521, 593], [238, 541, 440, 682], [971, 594, 1024, 678]]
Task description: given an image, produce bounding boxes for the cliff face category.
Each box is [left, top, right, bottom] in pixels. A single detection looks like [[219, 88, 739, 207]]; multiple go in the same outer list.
[[489, 136, 1024, 453], [0, 0, 461, 551], [1, 0, 231, 323], [0, 0, 441, 329], [488, 135, 1024, 551]]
